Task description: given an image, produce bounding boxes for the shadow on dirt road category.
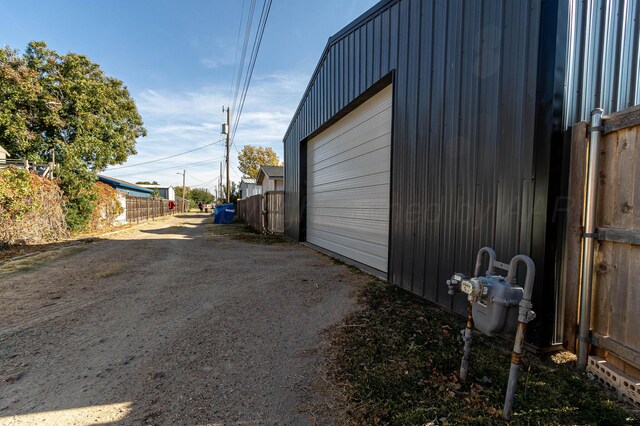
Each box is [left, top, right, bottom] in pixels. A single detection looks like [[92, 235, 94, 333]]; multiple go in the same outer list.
[[0, 214, 367, 425]]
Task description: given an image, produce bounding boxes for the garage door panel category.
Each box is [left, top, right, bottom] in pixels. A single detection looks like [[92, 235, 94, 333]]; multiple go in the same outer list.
[[308, 171, 389, 195], [309, 95, 392, 152], [308, 146, 390, 186], [307, 85, 391, 273], [306, 217, 388, 246], [308, 121, 391, 165], [307, 185, 390, 209], [308, 207, 388, 222], [309, 135, 390, 174], [306, 228, 388, 270]]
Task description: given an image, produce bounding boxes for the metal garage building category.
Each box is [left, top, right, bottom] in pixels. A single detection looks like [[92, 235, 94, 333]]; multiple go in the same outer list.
[[283, 0, 640, 348]]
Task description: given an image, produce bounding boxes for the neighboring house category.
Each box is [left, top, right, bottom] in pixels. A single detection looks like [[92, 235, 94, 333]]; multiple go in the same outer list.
[[283, 0, 638, 349], [239, 179, 262, 199], [256, 166, 284, 193], [0, 145, 9, 164], [139, 184, 176, 201], [98, 175, 154, 197], [0, 146, 53, 178]]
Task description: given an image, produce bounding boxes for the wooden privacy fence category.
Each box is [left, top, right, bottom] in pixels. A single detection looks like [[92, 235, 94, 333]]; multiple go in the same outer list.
[[264, 191, 285, 233], [125, 196, 176, 223], [236, 191, 284, 234], [563, 105, 640, 382]]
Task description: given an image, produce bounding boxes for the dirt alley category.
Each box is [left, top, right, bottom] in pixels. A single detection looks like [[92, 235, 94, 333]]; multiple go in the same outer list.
[[0, 214, 368, 425]]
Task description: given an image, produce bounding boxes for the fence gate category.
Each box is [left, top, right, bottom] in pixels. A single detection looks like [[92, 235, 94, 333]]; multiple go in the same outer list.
[[237, 192, 284, 234], [563, 105, 640, 404]]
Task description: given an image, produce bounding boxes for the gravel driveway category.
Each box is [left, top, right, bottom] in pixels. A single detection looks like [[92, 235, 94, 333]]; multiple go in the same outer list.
[[0, 214, 366, 425]]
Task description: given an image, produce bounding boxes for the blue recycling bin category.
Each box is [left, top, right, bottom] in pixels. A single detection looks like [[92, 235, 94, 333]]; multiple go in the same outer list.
[[213, 203, 235, 224]]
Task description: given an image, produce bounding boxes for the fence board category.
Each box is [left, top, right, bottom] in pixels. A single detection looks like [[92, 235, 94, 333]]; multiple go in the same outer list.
[[237, 199, 247, 222], [125, 196, 174, 223], [265, 191, 285, 234], [565, 106, 640, 376], [244, 195, 263, 232], [239, 192, 284, 234], [562, 121, 588, 352]]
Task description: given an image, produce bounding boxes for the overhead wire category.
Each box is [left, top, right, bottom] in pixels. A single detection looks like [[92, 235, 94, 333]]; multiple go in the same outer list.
[[112, 155, 226, 178], [229, 159, 243, 177], [230, 0, 273, 145], [190, 176, 220, 188], [107, 139, 225, 171], [231, 0, 257, 116], [185, 170, 219, 184], [228, 0, 248, 105]]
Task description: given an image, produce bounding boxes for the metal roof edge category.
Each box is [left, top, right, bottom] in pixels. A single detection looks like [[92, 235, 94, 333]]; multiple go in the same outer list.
[[98, 175, 154, 193], [283, 0, 396, 143]]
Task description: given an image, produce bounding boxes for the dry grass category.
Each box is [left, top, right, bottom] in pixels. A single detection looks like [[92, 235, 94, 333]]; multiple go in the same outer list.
[[92, 262, 125, 279], [325, 279, 639, 425], [0, 245, 87, 275], [205, 222, 290, 245]]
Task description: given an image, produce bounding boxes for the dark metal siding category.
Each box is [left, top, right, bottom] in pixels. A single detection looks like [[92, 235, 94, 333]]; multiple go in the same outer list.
[[564, 0, 640, 126], [284, 0, 625, 347]]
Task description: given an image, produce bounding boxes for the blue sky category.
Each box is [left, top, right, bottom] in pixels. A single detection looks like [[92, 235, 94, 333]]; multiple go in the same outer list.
[[0, 0, 378, 192]]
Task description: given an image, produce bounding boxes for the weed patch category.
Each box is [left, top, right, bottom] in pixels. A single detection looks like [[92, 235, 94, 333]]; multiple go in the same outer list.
[[205, 222, 289, 245], [327, 280, 638, 425]]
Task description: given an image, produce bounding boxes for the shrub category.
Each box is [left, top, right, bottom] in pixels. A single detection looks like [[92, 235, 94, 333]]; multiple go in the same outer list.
[[84, 182, 124, 232], [57, 167, 98, 232], [0, 167, 68, 245]]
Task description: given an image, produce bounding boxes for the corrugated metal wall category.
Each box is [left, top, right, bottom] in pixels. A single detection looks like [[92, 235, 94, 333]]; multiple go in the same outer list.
[[564, 0, 640, 127], [284, 0, 564, 346]]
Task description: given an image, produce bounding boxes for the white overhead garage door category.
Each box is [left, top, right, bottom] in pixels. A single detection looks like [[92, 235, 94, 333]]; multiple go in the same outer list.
[[306, 85, 392, 273]]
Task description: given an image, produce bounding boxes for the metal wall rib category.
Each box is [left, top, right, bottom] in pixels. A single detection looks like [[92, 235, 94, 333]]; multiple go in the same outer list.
[[284, 0, 555, 346], [564, 0, 640, 126]]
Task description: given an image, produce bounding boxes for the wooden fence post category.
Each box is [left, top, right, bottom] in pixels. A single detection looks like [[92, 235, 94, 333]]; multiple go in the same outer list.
[[562, 121, 589, 352]]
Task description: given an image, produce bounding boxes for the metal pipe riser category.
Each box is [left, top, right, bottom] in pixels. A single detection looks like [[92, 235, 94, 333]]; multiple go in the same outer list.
[[577, 108, 604, 369], [474, 246, 497, 277], [503, 321, 528, 420], [460, 303, 474, 382]]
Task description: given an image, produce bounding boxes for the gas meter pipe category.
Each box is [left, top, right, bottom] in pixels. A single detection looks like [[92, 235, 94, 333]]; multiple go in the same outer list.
[[502, 255, 536, 420], [577, 108, 604, 369], [473, 246, 497, 277], [460, 303, 474, 382], [460, 247, 497, 382]]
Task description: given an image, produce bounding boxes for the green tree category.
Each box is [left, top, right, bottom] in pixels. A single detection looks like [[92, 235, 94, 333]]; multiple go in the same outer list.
[[237, 145, 279, 179], [0, 42, 147, 230], [175, 186, 190, 200], [0, 47, 47, 156], [190, 188, 214, 204], [220, 182, 240, 204]]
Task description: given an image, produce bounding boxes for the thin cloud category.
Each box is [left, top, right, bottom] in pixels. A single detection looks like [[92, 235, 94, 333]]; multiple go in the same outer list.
[[106, 70, 309, 187]]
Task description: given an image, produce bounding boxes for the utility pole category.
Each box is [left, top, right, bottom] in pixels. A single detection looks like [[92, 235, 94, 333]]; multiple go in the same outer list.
[[223, 106, 231, 203], [180, 169, 186, 213]]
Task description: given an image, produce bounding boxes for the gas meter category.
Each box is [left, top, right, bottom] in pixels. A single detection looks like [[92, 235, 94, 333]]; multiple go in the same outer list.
[[447, 274, 524, 336], [446, 247, 536, 420]]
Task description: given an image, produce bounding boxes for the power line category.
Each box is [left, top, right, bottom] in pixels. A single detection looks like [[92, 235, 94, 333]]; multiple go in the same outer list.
[[231, 0, 257, 116], [111, 155, 226, 178], [228, 0, 248, 105], [107, 139, 224, 171], [190, 176, 220, 188], [185, 170, 219, 184], [229, 160, 243, 177], [185, 171, 205, 182], [230, 0, 273, 145]]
